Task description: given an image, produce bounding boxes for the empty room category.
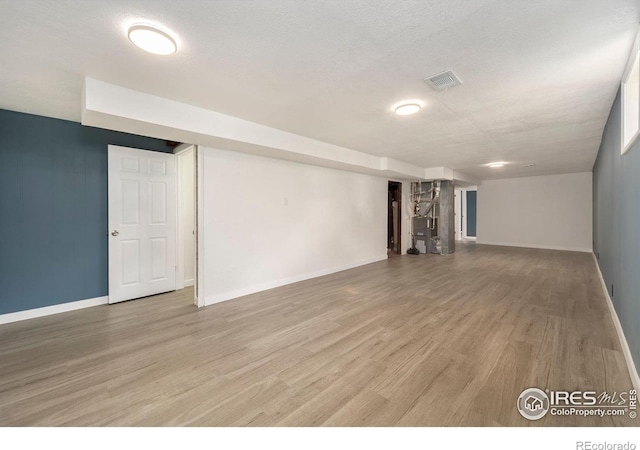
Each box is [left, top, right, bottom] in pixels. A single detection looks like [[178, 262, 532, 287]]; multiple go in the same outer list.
[[1, 0, 640, 445]]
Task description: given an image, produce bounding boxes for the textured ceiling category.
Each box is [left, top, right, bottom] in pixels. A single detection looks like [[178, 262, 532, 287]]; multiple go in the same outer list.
[[0, 0, 638, 179]]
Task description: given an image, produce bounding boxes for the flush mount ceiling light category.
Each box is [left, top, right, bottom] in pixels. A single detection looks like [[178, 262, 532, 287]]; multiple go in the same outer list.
[[393, 102, 422, 116], [128, 24, 177, 55], [486, 161, 506, 168]]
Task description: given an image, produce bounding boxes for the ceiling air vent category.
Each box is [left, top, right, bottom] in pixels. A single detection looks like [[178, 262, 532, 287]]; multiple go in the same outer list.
[[424, 70, 462, 91]]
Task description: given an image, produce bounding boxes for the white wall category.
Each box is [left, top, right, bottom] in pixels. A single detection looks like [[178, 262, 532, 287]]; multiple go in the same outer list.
[[199, 147, 388, 305], [477, 172, 592, 252], [178, 149, 195, 286]]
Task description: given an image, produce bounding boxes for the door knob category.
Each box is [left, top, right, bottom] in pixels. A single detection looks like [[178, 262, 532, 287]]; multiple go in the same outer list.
[[111, 230, 120, 237]]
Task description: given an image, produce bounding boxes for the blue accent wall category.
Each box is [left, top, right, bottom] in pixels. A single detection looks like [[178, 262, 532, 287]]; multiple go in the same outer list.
[[0, 109, 171, 315], [593, 90, 640, 375], [466, 191, 477, 237]]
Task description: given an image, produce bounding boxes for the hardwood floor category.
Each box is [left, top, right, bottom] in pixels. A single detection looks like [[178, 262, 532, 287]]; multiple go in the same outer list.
[[0, 244, 635, 426]]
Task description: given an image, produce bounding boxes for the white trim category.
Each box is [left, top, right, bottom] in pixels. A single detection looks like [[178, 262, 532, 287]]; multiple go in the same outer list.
[[176, 148, 185, 291], [592, 253, 640, 391], [196, 146, 206, 308], [458, 187, 478, 240], [176, 145, 196, 299], [175, 145, 195, 291], [173, 143, 194, 156], [454, 188, 461, 241], [462, 187, 468, 239], [475, 241, 592, 253], [0, 296, 109, 325], [464, 187, 478, 239], [204, 254, 388, 306]]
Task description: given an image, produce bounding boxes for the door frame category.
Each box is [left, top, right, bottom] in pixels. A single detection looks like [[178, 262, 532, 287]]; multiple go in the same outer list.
[[175, 144, 194, 291], [460, 187, 478, 240], [195, 145, 205, 308], [174, 144, 200, 307], [454, 188, 462, 241]]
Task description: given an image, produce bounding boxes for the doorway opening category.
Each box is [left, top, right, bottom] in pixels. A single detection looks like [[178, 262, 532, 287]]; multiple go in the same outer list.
[[176, 145, 199, 306], [454, 187, 477, 241], [388, 181, 402, 256], [107, 144, 199, 308], [466, 190, 477, 239]]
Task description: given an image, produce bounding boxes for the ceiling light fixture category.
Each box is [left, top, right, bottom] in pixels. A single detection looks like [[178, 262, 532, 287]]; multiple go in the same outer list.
[[394, 102, 422, 116], [128, 24, 177, 55], [486, 161, 506, 168]]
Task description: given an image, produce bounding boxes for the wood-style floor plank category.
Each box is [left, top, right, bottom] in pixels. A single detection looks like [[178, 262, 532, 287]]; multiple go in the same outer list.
[[0, 243, 635, 426]]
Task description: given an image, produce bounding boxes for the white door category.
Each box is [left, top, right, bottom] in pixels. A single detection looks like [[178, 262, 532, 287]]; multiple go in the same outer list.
[[108, 145, 177, 304]]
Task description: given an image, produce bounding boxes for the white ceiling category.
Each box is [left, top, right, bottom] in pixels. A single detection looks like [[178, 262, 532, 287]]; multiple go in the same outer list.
[[0, 0, 638, 179]]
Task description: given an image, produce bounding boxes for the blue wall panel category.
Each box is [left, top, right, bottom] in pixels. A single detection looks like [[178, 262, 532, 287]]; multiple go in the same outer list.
[[0, 109, 171, 315], [593, 90, 640, 375]]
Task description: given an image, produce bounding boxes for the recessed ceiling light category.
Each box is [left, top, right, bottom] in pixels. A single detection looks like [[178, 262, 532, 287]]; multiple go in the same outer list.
[[128, 24, 177, 55], [394, 103, 421, 116], [486, 161, 506, 168]]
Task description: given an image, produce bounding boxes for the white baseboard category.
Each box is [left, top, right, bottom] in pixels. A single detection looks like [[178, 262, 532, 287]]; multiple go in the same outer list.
[[476, 240, 592, 253], [0, 296, 109, 325], [205, 254, 388, 306], [592, 253, 640, 392], [184, 278, 195, 287]]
